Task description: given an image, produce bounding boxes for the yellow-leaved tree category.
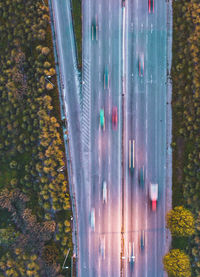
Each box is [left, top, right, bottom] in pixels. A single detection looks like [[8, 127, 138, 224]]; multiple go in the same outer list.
[[163, 249, 191, 277], [166, 206, 195, 237]]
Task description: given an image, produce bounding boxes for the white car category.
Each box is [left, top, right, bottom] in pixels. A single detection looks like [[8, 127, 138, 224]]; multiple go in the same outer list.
[[129, 140, 135, 170], [138, 53, 144, 77], [150, 183, 158, 211], [129, 242, 135, 263], [103, 181, 107, 203], [90, 208, 95, 231]]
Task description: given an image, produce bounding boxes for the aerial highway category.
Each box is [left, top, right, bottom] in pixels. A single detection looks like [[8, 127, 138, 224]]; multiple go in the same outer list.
[[51, 0, 171, 276]]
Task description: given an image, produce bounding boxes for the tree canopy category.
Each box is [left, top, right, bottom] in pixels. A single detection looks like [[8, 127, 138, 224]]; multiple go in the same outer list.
[[166, 206, 195, 237], [163, 249, 191, 277]]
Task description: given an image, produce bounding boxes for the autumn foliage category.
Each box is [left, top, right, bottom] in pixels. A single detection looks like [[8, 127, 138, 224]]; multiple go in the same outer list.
[[0, 0, 72, 275], [163, 249, 191, 277], [166, 206, 195, 237], [170, 0, 200, 275]]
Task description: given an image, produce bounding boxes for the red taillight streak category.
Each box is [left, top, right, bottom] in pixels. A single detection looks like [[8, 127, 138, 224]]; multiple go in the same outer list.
[[152, 200, 157, 211]]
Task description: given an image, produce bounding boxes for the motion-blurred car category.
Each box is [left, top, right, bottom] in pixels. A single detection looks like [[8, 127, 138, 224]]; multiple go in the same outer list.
[[112, 106, 118, 130], [90, 208, 95, 231], [150, 183, 158, 211], [148, 0, 154, 13], [138, 53, 144, 77], [100, 109, 105, 129], [102, 181, 107, 203], [91, 16, 98, 40], [129, 140, 135, 172], [99, 236, 105, 259], [139, 166, 145, 187], [129, 242, 135, 263], [140, 230, 145, 251], [104, 67, 109, 89]]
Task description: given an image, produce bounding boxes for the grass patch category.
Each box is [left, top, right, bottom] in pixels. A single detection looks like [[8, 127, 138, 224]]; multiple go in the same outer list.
[[71, 0, 82, 69], [171, 237, 189, 251]]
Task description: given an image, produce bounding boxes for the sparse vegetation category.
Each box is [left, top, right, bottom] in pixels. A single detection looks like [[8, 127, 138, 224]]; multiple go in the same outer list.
[[71, 0, 82, 69]]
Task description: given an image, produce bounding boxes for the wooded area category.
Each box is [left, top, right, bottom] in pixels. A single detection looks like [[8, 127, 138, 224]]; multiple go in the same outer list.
[[0, 0, 72, 276], [168, 0, 200, 276]]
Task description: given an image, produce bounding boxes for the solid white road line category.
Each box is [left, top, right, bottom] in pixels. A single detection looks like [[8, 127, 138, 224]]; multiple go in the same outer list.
[[118, 1, 122, 276], [98, 2, 103, 276], [135, 0, 139, 275], [107, 0, 112, 275], [154, 9, 159, 277], [145, 8, 148, 277], [122, 3, 128, 276]]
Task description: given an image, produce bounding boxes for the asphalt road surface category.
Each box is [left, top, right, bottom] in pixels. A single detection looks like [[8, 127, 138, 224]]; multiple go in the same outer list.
[[82, 0, 169, 276], [82, 0, 122, 276], [51, 0, 171, 276], [124, 0, 167, 276]]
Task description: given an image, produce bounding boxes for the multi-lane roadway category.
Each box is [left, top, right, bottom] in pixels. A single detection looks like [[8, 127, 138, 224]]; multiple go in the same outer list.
[[82, 0, 122, 275], [51, 0, 171, 276], [81, 0, 169, 276]]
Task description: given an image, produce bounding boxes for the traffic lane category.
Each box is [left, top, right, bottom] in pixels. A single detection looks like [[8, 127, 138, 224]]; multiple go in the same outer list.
[[126, 1, 167, 274], [89, 0, 112, 274], [79, 215, 90, 276], [109, 0, 122, 275], [99, 126, 110, 276], [132, 3, 149, 274], [109, 131, 121, 277], [126, 0, 143, 274], [89, 0, 106, 275], [146, 89, 158, 277], [100, 192, 121, 277], [125, 0, 134, 275], [89, 126, 110, 275], [52, 1, 89, 275], [125, 86, 137, 275], [155, 0, 168, 273], [126, 2, 153, 275], [99, 0, 120, 275], [93, 102, 120, 276], [100, 94, 121, 276], [146, 17, 161, 276], [128, 93, 147, 276], [53, 0, 82, 186], [89, 201, 106, 277], [53, 0, 78, 74], [146, 1, 168, 275], [101, 0, 110, 69], [97, 1, 111, 275]]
